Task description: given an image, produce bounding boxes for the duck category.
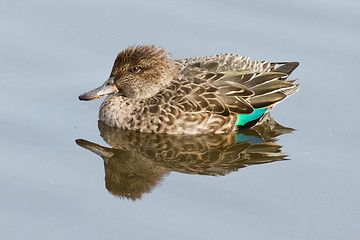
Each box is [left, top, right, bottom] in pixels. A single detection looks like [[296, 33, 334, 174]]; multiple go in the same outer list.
[[75, 117, 292, 200], [79, 45, 299, 134]]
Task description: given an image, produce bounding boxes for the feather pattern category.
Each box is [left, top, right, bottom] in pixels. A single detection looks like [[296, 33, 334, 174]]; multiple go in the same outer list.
[[81, 46, 300, 134]]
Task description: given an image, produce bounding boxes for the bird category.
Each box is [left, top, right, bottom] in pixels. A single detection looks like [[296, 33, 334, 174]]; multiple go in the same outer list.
[[75, 117, 292, 200], [79, 45, 299, 134]]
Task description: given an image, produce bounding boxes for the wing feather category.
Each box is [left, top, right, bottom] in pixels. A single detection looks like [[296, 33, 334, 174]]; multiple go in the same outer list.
[[172, 57, 299, 123]]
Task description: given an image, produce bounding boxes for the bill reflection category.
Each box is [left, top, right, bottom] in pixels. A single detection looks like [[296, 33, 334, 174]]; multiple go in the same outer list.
[[76, 116, 294, 201]]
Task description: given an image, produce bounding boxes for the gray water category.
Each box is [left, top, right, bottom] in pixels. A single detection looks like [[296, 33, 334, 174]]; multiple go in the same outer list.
[[1, 0, 360, 239]]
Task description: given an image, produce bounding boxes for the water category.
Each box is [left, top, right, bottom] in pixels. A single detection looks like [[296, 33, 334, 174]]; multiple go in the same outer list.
[[1, 0, 359, 239]]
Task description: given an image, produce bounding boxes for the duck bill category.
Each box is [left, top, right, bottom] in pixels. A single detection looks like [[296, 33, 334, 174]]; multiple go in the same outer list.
[[79, 77, 118, 101], [75, 139, 114, 159]]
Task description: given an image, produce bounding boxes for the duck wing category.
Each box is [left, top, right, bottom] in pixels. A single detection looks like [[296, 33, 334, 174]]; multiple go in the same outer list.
[[175, 56, 299, 116]]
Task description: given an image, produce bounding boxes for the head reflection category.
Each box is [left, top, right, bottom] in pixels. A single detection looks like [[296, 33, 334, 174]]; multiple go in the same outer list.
[[76, 116, 294, 201]]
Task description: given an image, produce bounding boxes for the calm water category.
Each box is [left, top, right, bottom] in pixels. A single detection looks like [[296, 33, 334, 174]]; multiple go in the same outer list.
[[1, 0, 359, 239]]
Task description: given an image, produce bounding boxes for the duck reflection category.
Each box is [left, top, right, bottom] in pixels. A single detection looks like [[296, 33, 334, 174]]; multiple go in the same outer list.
[[76, 116, 294, 200]]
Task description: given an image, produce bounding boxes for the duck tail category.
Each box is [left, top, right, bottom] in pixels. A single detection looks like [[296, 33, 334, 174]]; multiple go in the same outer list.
[[281, 83, 300, 97], [271, 62, 300, 97], [271, 62, 299, 76]]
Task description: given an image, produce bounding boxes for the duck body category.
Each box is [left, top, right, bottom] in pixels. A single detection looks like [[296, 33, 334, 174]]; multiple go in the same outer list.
[[79, 46, 299, 134]]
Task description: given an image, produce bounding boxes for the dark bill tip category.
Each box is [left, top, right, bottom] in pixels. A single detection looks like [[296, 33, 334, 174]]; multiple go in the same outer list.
[[78, 77, 118, 101], [75, 139, 114, 158], [78, 93, 97, 101]]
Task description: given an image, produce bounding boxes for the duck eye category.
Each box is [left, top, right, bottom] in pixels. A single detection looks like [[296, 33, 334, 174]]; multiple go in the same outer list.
[[132, 66, 141, 73]]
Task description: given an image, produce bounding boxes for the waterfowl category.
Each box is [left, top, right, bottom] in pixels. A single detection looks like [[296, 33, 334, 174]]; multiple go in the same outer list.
[[75, 117, 292, 200], [79, 45, 299, 134]]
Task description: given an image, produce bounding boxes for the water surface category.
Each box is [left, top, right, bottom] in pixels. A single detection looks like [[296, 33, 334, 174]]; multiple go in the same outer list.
[[1, 0, 360, 239]]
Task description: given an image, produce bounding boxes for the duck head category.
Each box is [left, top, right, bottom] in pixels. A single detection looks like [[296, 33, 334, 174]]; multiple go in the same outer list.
[[79, 45, 177, 101]]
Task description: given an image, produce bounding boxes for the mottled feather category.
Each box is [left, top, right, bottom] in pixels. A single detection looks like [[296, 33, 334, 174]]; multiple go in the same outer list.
[[79, 46, 299, 134]]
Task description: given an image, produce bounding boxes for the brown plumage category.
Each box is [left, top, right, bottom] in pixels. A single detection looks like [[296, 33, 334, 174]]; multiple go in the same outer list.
[[79, 45, 299, 134], [75, 117, 293, 200]]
